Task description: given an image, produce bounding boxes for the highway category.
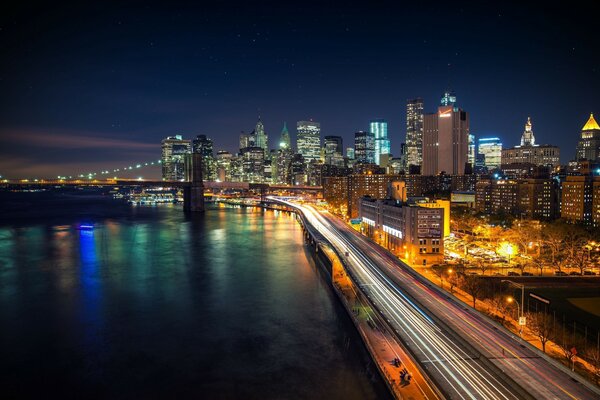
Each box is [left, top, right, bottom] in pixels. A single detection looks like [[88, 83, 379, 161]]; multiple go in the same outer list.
[[275, 198, 600, 400]]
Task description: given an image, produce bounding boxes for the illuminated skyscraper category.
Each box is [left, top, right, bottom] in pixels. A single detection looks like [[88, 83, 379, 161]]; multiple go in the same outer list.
[[239, 131, 254, 150], [254, 118, 268, 156], [346, 147, 355, 160], [468, 134, 476, 168], [422, 104, 469, 175], [354, 131, 375, 164], [161, 135, 191, 180], [576, 113, 600, 162], [216, 150, 232, 182], [478, 137, 502, 170], [370, 119, 390, 166], [406, 98, 424, 170], [324, 136, 344, 166], [297, 120, 321, 163], [279, 122, 291, 150], [192, 134, 216, 181]]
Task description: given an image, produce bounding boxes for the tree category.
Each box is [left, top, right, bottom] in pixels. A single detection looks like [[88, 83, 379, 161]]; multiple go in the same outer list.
[[584, 343, 600, 384], [526, 311, 555, 353], [460, 275, 483, 309], [431, 264, 446, 286], [447, 271, 459, 294], [556, 325, 582, 370], [490, 294, 511, 326], [475, 259, 489, 276]]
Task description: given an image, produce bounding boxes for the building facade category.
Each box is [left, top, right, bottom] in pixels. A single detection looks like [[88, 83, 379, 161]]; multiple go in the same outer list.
[[279, 122, 291, 150], [476, 178, 557, 219], [297, 120, 321, 163], [359, 197, 444, 265], [406, 98, 424, 171], [161, 135, 191, 181], [422, 105, 469, 175], [254, 118, 268, 156], [370, 119, 390, 166], [192, 135, 216, 181], [561, 175, 600, 226], [576, 113, 600, 162], [478, 137, 502, 170], [501, 117, 560, 169], [354, 131, 375, 164]]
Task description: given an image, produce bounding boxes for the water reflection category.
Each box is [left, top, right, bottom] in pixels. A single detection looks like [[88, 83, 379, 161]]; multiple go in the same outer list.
[[0, 202, 389, 399]]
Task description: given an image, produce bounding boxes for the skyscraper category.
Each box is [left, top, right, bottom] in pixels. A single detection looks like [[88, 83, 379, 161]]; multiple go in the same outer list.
[[279, 122, 291, 150], [576, 113, 600, 162], [254, 118, 268, 156], [239, 132, 254, 150], [354, 131, 375, 164], [161, 135, 191, 181], [216, 150, 232, 182], [370, 119, 390, 166], [422, 103, 469, 175], [192, 134, 216, 181], [477, 137, 502, 170], [297, 120, 321, 163], [406, 98, 424, 171], [346, 147, 355, 160], [324, 136, 344, 166], [468, 134, 476, 168]]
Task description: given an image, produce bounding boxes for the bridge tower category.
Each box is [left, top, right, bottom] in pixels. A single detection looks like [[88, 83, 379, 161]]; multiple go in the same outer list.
[[183, 153, 205, 212]]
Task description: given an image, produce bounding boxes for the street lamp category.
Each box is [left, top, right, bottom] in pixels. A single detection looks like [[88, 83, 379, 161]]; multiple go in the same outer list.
[[503, 280, 525, 336]]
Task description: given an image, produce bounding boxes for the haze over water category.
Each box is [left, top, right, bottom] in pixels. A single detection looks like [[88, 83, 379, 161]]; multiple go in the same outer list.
[[0, 192, 389, 399]]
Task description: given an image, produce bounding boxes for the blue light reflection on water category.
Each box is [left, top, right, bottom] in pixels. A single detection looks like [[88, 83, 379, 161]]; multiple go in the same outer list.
[[78, 228, 103, 352]]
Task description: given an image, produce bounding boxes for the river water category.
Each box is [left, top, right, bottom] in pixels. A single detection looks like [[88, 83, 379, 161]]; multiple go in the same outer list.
[[0, 191, 389, 399]]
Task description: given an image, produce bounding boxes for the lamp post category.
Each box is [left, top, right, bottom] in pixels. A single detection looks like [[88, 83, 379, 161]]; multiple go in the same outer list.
[[503, 280, 525, 337]]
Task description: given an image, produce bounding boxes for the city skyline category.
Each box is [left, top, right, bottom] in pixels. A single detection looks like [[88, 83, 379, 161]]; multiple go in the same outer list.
[[0, 2, 598, 178]]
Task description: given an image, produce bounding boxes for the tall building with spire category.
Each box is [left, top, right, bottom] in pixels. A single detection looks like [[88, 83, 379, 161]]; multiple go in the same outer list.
[[254, 118, 268, 155], [279, 122, 291, 150], [406, 98, 424, 171], [576, 113, 600, 162], [501, 117, 560, 169], [521, 117, 536, 146]]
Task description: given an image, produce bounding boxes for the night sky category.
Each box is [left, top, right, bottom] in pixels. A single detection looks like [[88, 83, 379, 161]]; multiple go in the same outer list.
[[1, 2, 598, 179]]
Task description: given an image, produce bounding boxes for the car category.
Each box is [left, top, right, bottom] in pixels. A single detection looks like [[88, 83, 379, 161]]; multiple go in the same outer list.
[[569, 271, 582, 276], [522, 272, 533, 276], [554, 271, 567, 276], [493, 272, 504, 276], [583, 271, 597, 276], [508, 271, 520, 276]]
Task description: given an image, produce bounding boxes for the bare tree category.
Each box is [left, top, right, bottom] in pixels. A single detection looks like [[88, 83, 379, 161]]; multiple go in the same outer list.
[[526, 311, 555, 353], [475, 259, 489, 276], [460, 275, 483, 309], [556, 326, 582, 370], [584, 345, 600, 384], [490, 294, 511, 326]]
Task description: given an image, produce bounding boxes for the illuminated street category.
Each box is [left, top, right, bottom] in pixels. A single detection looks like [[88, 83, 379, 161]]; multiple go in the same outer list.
[[276, 198, 600, 399]]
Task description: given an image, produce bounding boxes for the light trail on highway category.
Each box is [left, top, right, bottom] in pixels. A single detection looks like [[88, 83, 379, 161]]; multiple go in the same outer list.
[[274, 198, 600, 400]]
